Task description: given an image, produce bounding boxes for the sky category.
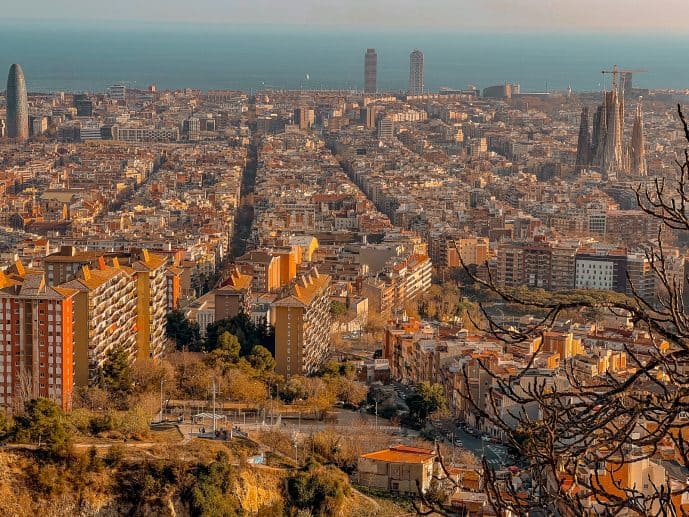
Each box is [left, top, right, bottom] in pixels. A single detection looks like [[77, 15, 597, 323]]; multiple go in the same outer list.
[[5, 0, 689, 32]]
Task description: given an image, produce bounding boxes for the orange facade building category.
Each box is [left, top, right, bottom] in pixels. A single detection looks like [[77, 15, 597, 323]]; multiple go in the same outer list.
[[0, 265, 77, 412]]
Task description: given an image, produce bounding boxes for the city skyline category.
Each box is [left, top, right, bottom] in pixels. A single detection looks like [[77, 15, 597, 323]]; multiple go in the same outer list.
[[4, 1, 689, 32]]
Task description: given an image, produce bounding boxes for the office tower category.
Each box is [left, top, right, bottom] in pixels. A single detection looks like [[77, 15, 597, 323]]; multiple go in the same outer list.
[[364, 48, 377, 94], [630, 101, 647, 176], [183, 117, 200, 141], [364, 105, 382, 129], [293, 107, 315, 130], [273, 268, 332, 378], [0, 265, 77, 413], [621, 72, 633, 98], [378, 116, 394, 141], [409, 49, 424, 95], [575, 107, 592, 172], [74, 94, 94, 117], [108, 84, 126, 101], [6, 64, 29, 141]]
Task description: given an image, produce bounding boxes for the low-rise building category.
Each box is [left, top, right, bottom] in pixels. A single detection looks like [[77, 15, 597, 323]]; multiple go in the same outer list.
[[358, 445, 436, 496]]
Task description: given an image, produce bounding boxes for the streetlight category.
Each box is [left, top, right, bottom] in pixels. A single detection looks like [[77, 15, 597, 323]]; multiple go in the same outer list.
[[159, 378, 165, 423]]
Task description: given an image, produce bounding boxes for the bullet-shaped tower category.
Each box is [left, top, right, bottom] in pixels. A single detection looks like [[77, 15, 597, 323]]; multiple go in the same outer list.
[[6, 64, 29, 141]]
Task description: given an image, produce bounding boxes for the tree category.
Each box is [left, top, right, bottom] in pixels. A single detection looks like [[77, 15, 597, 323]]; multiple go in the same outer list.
[[206, 313, 275, 356], [422, 106, 689, 517], [405, 382, 445, 427], [187, 452, 238, 516], [165, 310, 202, 351], [207, 331, 241, 369], [248, 345, 276, 372], [97, 345, 133, 404], [280, 377, 309, 404], [14, 398, 73, 457], [286, 460, 350, 516], [330, 300, 347, 317], [175, 353, 214, 399]]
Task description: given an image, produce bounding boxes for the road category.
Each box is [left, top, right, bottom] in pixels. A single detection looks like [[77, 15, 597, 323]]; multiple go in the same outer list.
[[444, 427, 513, 469]]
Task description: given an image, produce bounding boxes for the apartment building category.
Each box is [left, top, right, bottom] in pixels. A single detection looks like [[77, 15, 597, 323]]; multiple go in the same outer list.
[[214, 267, 252, 321], [0, 265, 77, 412], [44, 246, 105, 285], [131, 249, 168, 361], [237, 250, 282, 293], [273, 268, 332, 378], [574, 246, 628, 292], [62, 259, 138, 386]]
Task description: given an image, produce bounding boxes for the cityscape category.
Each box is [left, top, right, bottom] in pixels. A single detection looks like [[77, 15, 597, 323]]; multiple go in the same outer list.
[[3, 6, 689, 517]]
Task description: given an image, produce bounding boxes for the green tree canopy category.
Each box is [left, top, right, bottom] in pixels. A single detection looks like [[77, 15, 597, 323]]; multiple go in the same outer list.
[[14, 398, 73, 456], [207, 331, 241, 370], [165, 310, 202, 351], [205, 312, 275, 356], [405, 381, 446, 427], [97, 345, 133, 403], [248, 345, 276, 372]]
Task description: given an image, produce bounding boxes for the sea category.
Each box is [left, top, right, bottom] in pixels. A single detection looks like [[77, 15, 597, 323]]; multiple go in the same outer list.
[[1, 21, 689, 94]]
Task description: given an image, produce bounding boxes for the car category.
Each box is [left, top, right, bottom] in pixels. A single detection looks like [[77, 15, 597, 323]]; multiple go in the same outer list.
[[481, 435, 490, 441], [454, 440, 463, 447]]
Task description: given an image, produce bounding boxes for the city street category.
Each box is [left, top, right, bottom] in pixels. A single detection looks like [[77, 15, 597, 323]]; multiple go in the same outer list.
[[444, 427, 513, 469]]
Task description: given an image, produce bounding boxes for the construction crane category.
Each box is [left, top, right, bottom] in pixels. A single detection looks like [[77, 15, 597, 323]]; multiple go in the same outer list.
[[601, 65, 648, 93]]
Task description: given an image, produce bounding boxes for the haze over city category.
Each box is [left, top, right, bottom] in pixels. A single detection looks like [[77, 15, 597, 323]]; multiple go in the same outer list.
[[6, 0, 689, 31]]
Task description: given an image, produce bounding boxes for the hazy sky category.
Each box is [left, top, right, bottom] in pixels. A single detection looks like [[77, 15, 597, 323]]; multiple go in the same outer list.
[[5, 0, 689, 31]]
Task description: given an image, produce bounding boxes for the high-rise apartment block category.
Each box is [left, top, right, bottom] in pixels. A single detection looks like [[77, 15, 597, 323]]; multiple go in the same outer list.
[[0, 265, 77, 413], [6, 64, 29, 141], [273, 268, 332, 378], [364, 48, 377, 94], [62, 259, 139, 386], [130, 249, 168, 361], [409, 50, 424, 96]]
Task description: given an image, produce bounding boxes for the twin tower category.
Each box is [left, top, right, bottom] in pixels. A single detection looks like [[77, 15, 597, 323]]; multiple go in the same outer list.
[[6, 64, 29, 141]]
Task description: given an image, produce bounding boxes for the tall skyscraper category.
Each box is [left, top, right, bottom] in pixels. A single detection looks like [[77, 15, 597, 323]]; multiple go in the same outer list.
[[6, 64, 29, 141], [630, 100, 647, 176], [575, 107, 592, 172], [409, 49, 424, 96], [364, 48, 377, 94]]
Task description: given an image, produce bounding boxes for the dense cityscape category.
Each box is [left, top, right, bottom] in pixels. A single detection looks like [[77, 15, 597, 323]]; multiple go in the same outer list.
[[2, 37, 689, 517]]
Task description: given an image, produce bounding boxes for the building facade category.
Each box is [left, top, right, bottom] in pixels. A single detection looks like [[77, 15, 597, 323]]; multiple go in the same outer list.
[[273, 268, 332, 378], [62, 260, 138, 386], [409, 50, 424, 96], [0, 267, 76, 412], [6, 64, 29, 141], [364, 48, 377, 94]]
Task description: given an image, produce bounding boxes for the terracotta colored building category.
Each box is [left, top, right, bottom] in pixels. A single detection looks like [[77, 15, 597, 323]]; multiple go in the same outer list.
[[273, 268, 332, 378], [0, 264, 77, 412]]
